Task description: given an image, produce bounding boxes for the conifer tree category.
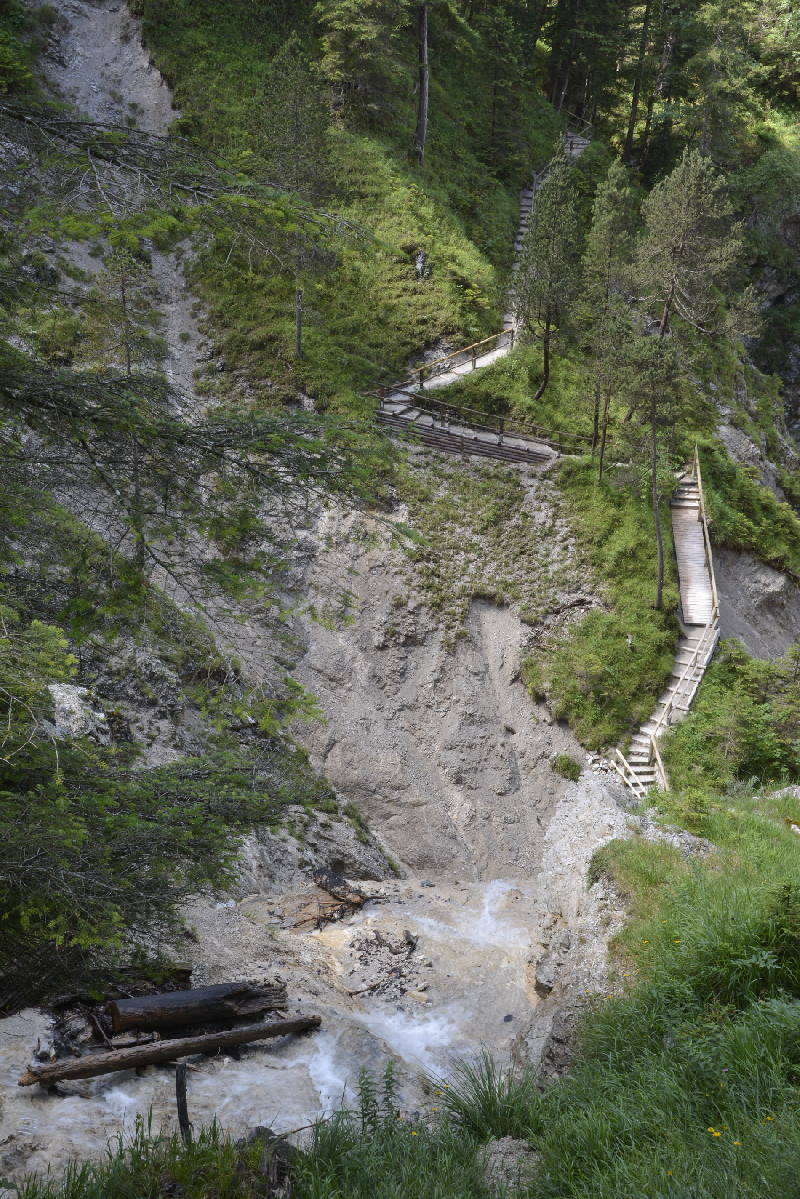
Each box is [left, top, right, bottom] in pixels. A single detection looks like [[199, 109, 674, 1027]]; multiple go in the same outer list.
[[634, 148, 746, 609], [580, 159, 639, 476], [259, 37, 336, 360], [516, 144, 581, 401], [314, 0, 413, 117], [80, 249, 162, 573]]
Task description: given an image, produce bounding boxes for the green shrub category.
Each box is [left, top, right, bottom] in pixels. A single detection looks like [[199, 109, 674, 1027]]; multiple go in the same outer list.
[[552, 752, 583, 781], [703, 444, 800, 576], [662, 639, 800, 794], [527, 457, 678, 748]]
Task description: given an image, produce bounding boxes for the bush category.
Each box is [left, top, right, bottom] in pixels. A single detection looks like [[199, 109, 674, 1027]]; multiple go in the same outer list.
[[662, 639, 800, 794], [0, 744, 291, 1009], [552, 752, 583, 781]]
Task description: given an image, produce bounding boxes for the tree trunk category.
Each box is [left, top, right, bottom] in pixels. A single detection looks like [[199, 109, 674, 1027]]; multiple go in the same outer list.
[[651, 280, 676, 611], [650, 387, 664, 612], [533, 315, 552, 401], [591, 381, 601, 451], [623, 0, 653, 162], [415, 4, 429, 166], [598, 391, 611, 480], [294, 286, 304, 359], [18, 1017, 321, 1087], [107, 982, 288, 1035]]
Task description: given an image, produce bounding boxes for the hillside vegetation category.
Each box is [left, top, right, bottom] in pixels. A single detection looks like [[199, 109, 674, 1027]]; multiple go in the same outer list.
[[2, 0, 800, 1194]]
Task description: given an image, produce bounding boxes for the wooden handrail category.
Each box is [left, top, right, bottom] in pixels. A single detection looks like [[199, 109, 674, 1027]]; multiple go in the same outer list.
[[409, 329, 512, 380], [694, 445, 719, 614], [375, 387, 593, 454], [562, 111, 593, 139], [610, 749, 648, 800], [650, 735, 668, 791]]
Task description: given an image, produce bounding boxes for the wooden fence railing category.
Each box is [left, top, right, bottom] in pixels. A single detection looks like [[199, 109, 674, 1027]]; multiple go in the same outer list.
[[644, 448, 720, 788], [609, 748, 649, 800], [405, 329, 516, 389], [376, 385, 594, 456]]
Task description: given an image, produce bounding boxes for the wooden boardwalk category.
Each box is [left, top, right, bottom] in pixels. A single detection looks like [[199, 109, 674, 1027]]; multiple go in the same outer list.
[[609, 452, 720, 797], [376, 128, 592, 463]]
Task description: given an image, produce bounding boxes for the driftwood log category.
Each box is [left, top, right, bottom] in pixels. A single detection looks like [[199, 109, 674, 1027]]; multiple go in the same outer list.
[[18, 1016, 320, 1087], [106, 982, 287, 1034]]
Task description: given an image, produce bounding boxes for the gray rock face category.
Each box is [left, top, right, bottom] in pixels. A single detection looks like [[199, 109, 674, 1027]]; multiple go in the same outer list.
[[33, 0, 176, 133], [288, 504, 593, 880], [46, 683, 109, 743], [716, 548, 800, 659]]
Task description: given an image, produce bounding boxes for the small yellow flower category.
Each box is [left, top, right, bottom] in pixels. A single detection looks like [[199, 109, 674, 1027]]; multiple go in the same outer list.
[[707, 1127, 716, 1133], [734, 1141, 742, 1147], [767, 1115, 774, 1121], [666, 1170, 673, 1176], [712, 1131, 721, 1137], [411, 1130, 418, 1136], [642, 939, 650, 944], [673, 939, 681, 944]]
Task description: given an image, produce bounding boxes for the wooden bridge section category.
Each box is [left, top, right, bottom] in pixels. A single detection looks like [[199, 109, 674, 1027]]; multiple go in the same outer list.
[[609, 449, 720, 798]]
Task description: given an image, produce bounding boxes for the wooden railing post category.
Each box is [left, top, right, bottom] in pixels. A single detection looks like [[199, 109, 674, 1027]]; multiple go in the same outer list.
[[419, 367, 425, 390], [498, 417, 505, 445]]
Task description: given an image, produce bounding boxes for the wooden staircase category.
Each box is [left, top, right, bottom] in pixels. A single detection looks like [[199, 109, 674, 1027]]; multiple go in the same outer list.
[[609, 450, 720, 799], [377, 127, 593, 465]]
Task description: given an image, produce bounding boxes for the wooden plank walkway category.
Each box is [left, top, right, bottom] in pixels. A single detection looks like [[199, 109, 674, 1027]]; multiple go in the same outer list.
[[608, 454, 720, 798], [377, 129, 592, 464]]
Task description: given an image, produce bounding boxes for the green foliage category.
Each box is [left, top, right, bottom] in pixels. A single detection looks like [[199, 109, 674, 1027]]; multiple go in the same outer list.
[[288, 1065, 491, 1199], [551, 752, 583, 781], [526, 457, 678, 748], [702, 445, 800, 576], [0, 603, 76, 764], [516, 143, 582, 396], [17, 1117, 287, 1199], [0, 742, 302, 1006], [0, 3, 35, 96], [127, 0, 561, 406], [432, 1050, 538, 1141], [662, 640, 800, 795], [399, 456, 582, 635]]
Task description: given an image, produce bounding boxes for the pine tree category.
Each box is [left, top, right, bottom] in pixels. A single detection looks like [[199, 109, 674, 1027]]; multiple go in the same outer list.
[[259, 36, 336, 358], [314, 0, 413, 118], [80, 249, 162, 573], [515, 144, 581, 401], [634, 148, 745, 609], [580, 159, 639, 476]]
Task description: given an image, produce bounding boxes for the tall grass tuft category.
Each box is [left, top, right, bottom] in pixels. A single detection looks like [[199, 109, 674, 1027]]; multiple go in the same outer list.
[[432, 1050, 538, 1141]]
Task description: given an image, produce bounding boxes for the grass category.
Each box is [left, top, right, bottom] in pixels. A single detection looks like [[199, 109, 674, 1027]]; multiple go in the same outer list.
[[702, 443, 800, 578], [428, 341, 599, 445], [524, 456, 679, 749], [551, 752, 583, 781], [398, 455, 584, 637], [127, 0, 562, 413], [19, 1072, 493, 1199]]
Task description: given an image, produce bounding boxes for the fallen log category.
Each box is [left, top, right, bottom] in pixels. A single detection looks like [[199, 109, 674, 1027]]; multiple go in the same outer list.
[[106, 982, 287, 1034], [18, 1016, 320, 1087]]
